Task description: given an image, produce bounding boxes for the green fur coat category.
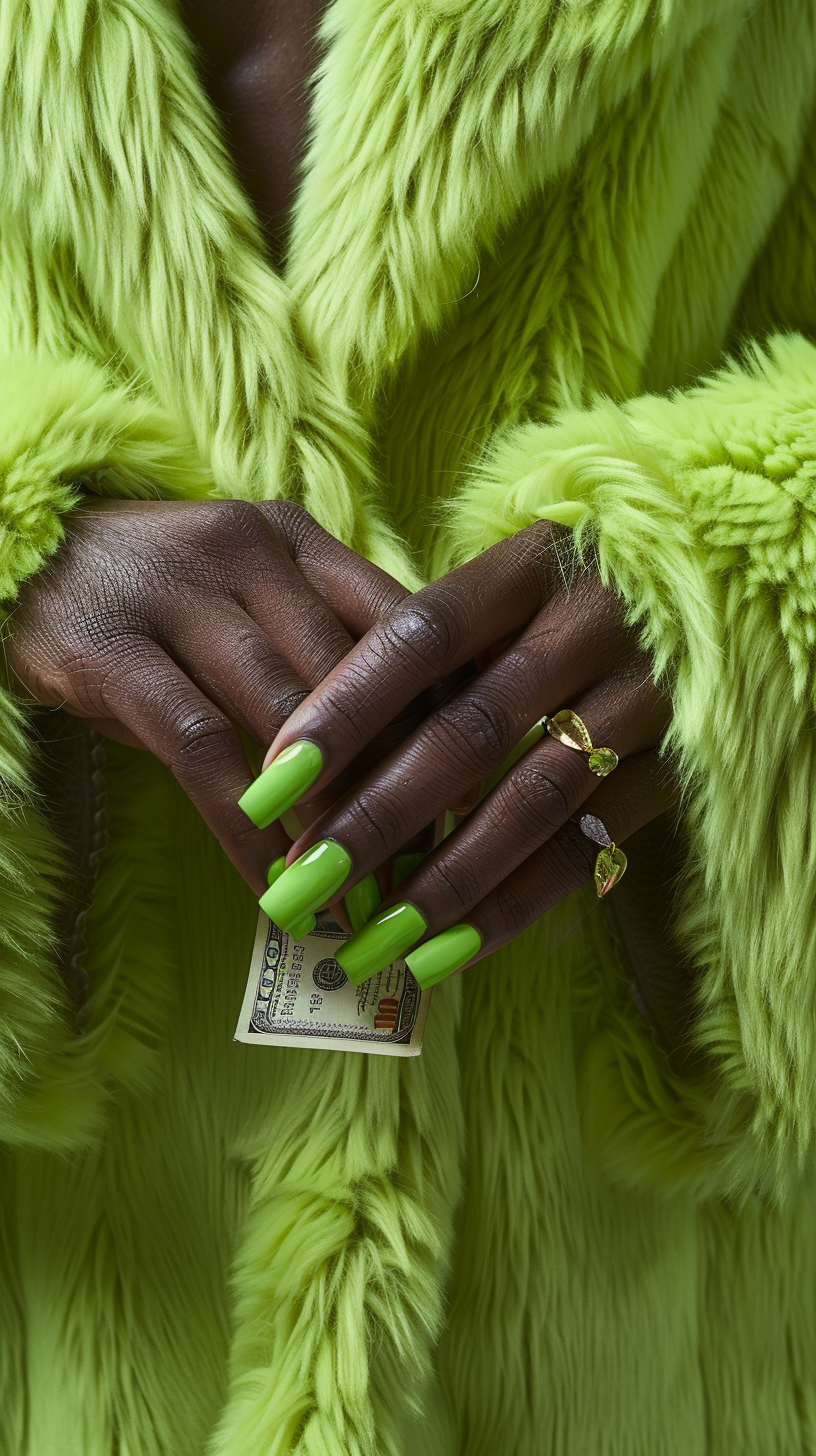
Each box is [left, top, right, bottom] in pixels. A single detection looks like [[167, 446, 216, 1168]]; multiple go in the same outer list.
[[3, 0, 816, 1451]]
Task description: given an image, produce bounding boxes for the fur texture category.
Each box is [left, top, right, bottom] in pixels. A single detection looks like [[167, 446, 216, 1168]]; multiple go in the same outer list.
[[450, 334, 816, 1203], [2, 0, 816, 1451]]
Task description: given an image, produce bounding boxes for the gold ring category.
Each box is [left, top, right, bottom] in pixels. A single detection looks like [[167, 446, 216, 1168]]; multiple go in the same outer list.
[[543, 709, 619, 778], [579, 813, 627, 898]]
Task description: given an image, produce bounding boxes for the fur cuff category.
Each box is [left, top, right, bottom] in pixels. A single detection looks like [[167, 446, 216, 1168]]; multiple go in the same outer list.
[[448, 333, 816, 1202], [0, 353, 207, 1150]]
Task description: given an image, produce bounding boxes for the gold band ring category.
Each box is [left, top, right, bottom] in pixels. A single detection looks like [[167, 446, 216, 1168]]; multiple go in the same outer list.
[[543, 709, 619, 778]]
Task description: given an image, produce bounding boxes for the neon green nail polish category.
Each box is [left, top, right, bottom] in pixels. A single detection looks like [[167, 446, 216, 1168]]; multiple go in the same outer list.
[[259, 839, 351, 929], [335, 902, 427, 986], [287, 911, 316, 941], [266, 856, 287, 887], [391, 852, 424, 890], [238, 741, 323, 829], [406, 924, 482, 989], [343, 873, 382, 932]]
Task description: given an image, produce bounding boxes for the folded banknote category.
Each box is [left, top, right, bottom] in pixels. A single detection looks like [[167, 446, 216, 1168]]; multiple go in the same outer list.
[[235, 911, 431, 1056]]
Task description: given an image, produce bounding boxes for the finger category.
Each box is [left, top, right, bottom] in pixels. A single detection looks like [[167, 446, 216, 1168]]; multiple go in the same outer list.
[[162, 600, 310, 747], [366, 678, 665, 932], [259, 523, 567, 781], [255, 500, 410, 636], [411, 751, 679, 981], [234, 535, 358, 687], [305, 677, 658, 957], [100, 644, 289, 893], [287, 580, 653, 881]]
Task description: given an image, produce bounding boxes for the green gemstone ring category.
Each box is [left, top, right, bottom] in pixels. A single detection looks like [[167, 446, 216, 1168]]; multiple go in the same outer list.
[[543, 709, 619, 779]]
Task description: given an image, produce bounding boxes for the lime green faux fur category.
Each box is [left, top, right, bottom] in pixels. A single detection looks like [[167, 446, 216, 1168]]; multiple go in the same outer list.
[[4, 0, 816, 1451], [0, 354, 211, 1149], [450, 334, 816, 1202]]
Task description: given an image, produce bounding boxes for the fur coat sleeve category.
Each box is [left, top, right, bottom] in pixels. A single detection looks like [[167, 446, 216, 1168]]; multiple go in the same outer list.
[[1, 0, 816, 1217], [447, 334, 816, 1203], [0, 0, 411, 1150]]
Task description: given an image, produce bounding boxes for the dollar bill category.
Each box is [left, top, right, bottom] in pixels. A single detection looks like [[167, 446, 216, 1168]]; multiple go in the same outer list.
[[235, 910, 432, 1056]]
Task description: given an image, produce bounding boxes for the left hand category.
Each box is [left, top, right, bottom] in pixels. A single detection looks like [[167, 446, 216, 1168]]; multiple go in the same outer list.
[[251, 522, 677, 980]]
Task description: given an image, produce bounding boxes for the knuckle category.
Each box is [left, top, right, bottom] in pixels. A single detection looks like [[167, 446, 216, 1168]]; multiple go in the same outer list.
[[339, 791, 405, 856], [503, 754, 584, 834], [379, 595, 466, 672], [421, 854, 483, 915], [215, 498, 257, 534], [268, 687, 309, 728], [200, 500, 260, 559], [170, 710, 234, 777], [8, 653, 62, 706], [434, 696, 515, 774], [256, 498, 313, 545], [316, 670, 378, 747]]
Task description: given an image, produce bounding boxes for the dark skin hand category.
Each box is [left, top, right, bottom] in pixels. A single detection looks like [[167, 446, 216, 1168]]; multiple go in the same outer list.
[[262, 523, 677, 963], [174, 0, 690, 1049], [7, 499, 408, 895], [9, 2, 687, 1052]]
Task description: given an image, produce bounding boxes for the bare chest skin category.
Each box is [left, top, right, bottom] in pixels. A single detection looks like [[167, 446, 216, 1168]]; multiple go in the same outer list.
[[178, 0, 327, 262]]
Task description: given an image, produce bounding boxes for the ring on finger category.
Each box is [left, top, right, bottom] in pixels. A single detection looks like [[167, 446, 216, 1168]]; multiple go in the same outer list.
[[543, 708, 619, 778], [578, 812, 627, 897]]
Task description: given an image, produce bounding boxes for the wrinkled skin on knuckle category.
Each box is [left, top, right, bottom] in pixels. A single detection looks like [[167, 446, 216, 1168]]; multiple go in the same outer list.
[[325, 791, 405, 860], [169, 709, 236, 781], [255, 497, 315, 551], [508, 524, 559, 605], [379, 594, 467, 673], [433, 694, 516, 777], [266, 687, 309, 729], [202, 497, 257, 542], [508, 517, 586, 603], [9, 572, 135, 710], [193, 499, 274, 585], [94, 644, 161, 713], [5, 641, 64, 706], [501, 754, 584, 838], [421, 852, 484, 917]]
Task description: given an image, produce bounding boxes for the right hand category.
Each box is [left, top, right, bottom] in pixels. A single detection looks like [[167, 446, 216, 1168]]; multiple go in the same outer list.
[[7, 497, 408, 893]]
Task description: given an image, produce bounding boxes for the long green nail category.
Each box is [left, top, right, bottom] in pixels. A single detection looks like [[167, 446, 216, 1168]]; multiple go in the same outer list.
[[266, 856, 287, 887], [406, 924, 482, 989], [259, 839, 351, 929], [343, 873, 382, 933], [335, 902, 427, 986], [391, 852, 425, 890], [239, 741, 323, 829], [287, 911, 316, 941]]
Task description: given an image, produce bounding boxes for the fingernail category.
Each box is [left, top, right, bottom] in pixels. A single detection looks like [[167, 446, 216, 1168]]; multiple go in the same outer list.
[[335, 902, 427, 986], [287, 911, 316, 941], [259, 839, 351, 929], [406, 924, 482, 989], [391, 852, 425, 890], [343, 873, 382, 932], [239, 741, 323, 829], [266, 856, 287, 887]]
